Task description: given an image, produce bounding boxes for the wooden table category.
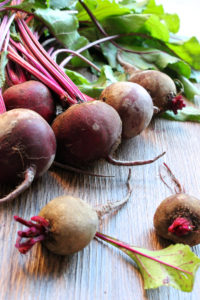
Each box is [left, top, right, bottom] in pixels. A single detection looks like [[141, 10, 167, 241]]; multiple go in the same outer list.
[[0, 97, 200, 300], [1, 1, 200, 298]]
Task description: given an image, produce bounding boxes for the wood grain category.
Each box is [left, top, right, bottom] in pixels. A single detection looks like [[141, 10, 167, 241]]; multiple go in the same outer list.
[[0, 107, 200, 300]]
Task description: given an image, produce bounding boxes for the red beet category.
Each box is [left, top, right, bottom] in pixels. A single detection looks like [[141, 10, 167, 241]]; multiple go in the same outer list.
[[52, 100, 165, 167], [52, 100, 122, 166], [100, 81, 154, 139], [0, 108, 56, 203], [3, 80, 56, 123]]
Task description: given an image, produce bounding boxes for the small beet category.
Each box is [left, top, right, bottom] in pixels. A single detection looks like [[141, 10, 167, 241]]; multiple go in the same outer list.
[[116, 53, 185, 115], [154, 193, 200, 246], [0, 108, 56, 202], [100, 81, 154, 138], [39, 195, 99, 255], [129, 70, 185, 114], [153, 163, 200, 246], [14, 170, 133, 255], [3, 80, 56, 123]]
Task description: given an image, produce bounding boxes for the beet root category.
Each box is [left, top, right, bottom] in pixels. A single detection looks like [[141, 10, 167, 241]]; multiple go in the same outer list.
[[3, 80, 56, 123], [100, 81, 154, 139], [0, 108, 56, 202], [39, 195, 99, 255], [15, 195, 98, 255], [52, 100, 122, 166], [129, 70, 185, 114], [153, 193, 200, 246], [52, 100, 165, 167]]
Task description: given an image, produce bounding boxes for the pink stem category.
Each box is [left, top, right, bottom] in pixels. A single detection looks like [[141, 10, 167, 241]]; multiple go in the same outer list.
[[52, 49, 100, 72], [7, 48, 76, 104], [60, 35, 120, 67], [14, 215, 50, 254], [0, 90, 6, 114], [95, 232, 192, 275], [10, 40, 58, 83], [0, 13, 15, 50], [0, 0, 11, 7], [18, 19, 87, 102], [168, 217, 194, 236]]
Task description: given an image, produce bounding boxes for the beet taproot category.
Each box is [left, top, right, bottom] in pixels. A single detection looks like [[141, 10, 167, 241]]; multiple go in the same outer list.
[[100, 81, 154, 138], [3, 80, 56, 123], [0, 108, 56, 202]]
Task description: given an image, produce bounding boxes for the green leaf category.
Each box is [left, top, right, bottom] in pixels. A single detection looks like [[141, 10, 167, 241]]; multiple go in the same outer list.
[[68, 65, 125, 98], [167, 37, 200, 70], [49, 0, 75, 9], [101, 13, 169, 42], [96, 233, 200, 291], [179, 76, 200, 101], [142, 0, 180, 33], [116, 49, 191, 78], [76, 0, 131, 21], [162, 106, 200, 122], [34, 8, 88, 51], [0, 51, 8, 89]]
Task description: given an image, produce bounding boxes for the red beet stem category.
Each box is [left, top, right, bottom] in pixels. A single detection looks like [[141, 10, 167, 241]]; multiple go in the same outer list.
[[168, 217, 194, 237], [0, 167, 36, 204], [0, 90, 6, 114], [14, 215, 50, 254], [17, 19, 86, 102], [52, 49, 100, 72], [106, 151, 166, 166], [95, 232, 192, 275]]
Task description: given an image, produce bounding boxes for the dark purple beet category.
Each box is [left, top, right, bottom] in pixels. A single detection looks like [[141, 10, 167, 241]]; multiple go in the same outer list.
[[52, 100, 122, 166], [3, 80, 56, 123], [0, 108, 56, 202], [52, 100, 165, 168]]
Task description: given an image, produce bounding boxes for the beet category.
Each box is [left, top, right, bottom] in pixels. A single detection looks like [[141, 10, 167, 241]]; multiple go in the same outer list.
[[3, 80, 56, 123], [116, 53, 185, 115], [52, 100, 165, 167], [100, 81, 154, 138], [129, 70, 185, 114], [14, 169, 132, 255], [153, 163, 200, 246], [0, 108, 56, 203], [38, 195, 99, 255], [52, 100, 122, 166], [154, 193, 200, 246]]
